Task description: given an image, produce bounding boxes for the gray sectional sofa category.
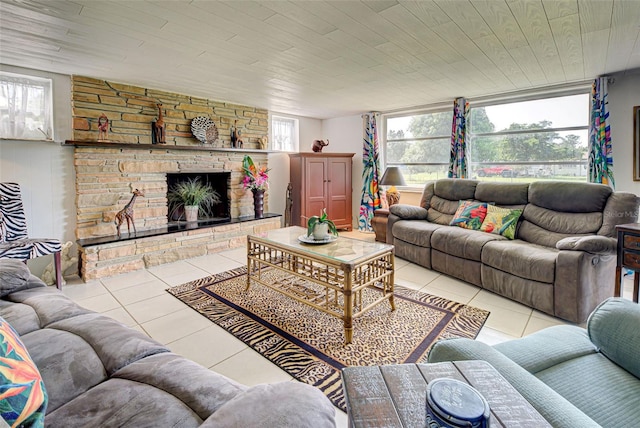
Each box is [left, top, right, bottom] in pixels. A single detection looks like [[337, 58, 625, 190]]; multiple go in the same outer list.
[[428, 297, 640, 428], [0, 259, 336, 427], [387, 179, 639, 323]]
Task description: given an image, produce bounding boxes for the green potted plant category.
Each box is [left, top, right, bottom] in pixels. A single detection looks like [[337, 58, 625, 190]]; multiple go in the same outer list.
[[168, 178, 221, 222], [307, 208, 338, 240]]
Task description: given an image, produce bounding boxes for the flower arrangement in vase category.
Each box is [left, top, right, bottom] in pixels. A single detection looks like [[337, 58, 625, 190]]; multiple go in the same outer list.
[[242, 155, 270, 218]]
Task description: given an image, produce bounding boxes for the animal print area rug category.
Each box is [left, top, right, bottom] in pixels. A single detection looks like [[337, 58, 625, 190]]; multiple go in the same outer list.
[[167, 266, 489, 412]]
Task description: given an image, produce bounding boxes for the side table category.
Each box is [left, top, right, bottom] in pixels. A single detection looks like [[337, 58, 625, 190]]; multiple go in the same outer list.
[[372, 208, 389, 242], [342, 361, 550, 428], [615, 223, 640, 303]]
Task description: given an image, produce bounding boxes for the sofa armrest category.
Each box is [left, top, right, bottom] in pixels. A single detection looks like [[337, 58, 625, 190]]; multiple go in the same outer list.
[[428, 338, 600, 428], [200, 382, 336, 428], [389, 204, 428, 220], [556, 235, 616, 254]]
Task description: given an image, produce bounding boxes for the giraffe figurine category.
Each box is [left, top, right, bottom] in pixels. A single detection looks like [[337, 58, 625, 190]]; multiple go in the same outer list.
[[115, 189, 144, 237]]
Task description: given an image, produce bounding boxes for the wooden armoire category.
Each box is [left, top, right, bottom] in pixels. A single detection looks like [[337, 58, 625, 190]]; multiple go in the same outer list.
[[289, 153, 354, 231]]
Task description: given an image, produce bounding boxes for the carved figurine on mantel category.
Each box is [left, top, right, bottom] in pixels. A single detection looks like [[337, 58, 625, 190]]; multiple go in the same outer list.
[[230, 120, 243, 148], [97, 113, 109, 141], [312, 139, 329, 152], [115, 189, 144, 237], [152, 103, 166, 144]]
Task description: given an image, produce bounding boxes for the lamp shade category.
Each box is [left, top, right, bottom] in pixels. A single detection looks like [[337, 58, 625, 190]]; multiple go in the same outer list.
[[380, 167, 406, 186]]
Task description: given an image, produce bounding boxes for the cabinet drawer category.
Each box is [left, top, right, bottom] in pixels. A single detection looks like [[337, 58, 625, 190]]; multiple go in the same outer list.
[[623, 251, 640, 270], [623, 235, 640, 250]]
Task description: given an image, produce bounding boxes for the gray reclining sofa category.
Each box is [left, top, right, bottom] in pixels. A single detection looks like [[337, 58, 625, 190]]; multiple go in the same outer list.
[[0, 259, 336, 427], [387, 179, 639, 323]]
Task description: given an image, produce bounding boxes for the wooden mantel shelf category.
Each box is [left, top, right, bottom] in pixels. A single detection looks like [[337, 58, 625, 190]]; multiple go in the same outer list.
[[63, 140, 274, 153]]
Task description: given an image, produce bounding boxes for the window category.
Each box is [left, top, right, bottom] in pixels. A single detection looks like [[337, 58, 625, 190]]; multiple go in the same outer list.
[[384, 109, 451, 185], [468, 93, 589, 181], [0, 71, 53, 140], [271, 115, 299, 152]]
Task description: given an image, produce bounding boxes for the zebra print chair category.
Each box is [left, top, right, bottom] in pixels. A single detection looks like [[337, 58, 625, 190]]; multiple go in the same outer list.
[[0, 182, 62, 289]]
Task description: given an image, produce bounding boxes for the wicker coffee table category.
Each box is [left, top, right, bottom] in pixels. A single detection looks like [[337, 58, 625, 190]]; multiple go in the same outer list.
[[246, 226, 395, 344]]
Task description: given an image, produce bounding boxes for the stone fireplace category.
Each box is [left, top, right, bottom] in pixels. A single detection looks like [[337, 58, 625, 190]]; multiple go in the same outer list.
[[69, 76, 279, 281], [167, 171, 231, 223]]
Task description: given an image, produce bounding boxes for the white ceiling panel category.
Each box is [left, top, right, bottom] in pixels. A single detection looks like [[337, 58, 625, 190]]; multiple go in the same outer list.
[[0, 0, 638, 119]]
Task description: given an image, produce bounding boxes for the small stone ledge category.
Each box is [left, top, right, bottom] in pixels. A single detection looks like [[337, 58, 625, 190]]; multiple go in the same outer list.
[[78, 216, 281, 281]]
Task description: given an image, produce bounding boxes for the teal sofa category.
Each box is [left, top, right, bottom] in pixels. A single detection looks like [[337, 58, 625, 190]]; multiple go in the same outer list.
[[428, 297, 640, 427]]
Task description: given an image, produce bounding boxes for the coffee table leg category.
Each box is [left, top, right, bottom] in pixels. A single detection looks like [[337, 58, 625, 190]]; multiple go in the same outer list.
[[344, 275, 353, 345]]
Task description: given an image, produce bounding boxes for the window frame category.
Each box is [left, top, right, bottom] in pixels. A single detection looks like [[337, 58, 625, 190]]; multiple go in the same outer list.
[[270, 114, 299, 152], [0, 71, 54, 141]]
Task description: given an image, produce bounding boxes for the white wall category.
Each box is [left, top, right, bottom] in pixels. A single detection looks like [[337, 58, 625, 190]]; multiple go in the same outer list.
[[268, 113, 322, 224], [321, 115, 364, 229], [0, 65, 75, 276], [608, 70, 640, 195]]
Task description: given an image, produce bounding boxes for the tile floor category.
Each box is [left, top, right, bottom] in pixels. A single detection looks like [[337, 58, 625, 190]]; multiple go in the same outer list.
[[61, 230, 636, 427]]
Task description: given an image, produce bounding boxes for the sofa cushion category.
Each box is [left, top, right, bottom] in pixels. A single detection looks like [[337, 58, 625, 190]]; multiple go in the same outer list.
[[480, 205, 523, 239], [535, 353, 640, 428], [0, 259, 30, 296], [432, 227, 505, 262], [392, 220, 443, 248], [481, 240, 557, 283], [587, 298, 640, 379], [449, 200, 488, 230], [427, 179, 479, 225], [528, 181, 611, 213], [389, 204, 428, 220], [0, 316, 48, 427], [523, 204, 603, 235], [475, 182, 530, 206]]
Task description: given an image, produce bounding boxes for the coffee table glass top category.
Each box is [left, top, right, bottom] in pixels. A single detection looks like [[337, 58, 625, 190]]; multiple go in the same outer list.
[[255, 226, 393, 262]]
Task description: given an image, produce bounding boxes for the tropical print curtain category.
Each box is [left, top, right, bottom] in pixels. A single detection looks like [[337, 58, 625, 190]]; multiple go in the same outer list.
[[588, 77, 614, 188], [359, 113, 382, 232], [448, 97, 469, 178]]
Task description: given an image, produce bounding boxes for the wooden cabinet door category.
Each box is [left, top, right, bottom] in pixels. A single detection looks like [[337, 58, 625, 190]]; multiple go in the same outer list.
[[327, 157, 351, 228], [304, 157, 327, 221]]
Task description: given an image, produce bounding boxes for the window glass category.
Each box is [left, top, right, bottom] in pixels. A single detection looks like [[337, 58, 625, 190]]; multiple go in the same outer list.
[[0, 71, 53, 140], [271, 115, 298, 152], [469, 93, 589, 182], [385, 110, 450, 185]]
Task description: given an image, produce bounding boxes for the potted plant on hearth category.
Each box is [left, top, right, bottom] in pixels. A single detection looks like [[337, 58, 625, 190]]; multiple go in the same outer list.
[[168, 178, 221, 222], [307, 208, 338, 240]]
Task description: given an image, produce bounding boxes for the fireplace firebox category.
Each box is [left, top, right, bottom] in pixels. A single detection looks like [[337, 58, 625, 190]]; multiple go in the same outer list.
[[167, 172, 231, 224]]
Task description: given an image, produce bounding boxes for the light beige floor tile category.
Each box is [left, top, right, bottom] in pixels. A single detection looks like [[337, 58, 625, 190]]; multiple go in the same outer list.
[[472, 302, 531, 337], [421, 285, 474, 305], [147, 260, 196, 278], [111, 278, 169, 305], [475, 327, 520, 345], [394, 257, 410, 269], [530, 309, 573, 324], [74, 293, 122, 313], [167, 324, 247, 368], [141, 307, 214, 344], [125, 293, 189, 324], [130, 325, 149, 336], [219, 248, 247, 263], [395, 264, 440, 288], [427, 275, 481, 300], [212, 348, 293, 386], [101, 307, 137, 327], [62, 280, 109, 301], [523, 315, 568, 336], [186, 253, 244, 274], [470, 290, 533, 315], [161, 267, 211, 287], [335, 408, 348, 428], [100, 269, 159, 291]]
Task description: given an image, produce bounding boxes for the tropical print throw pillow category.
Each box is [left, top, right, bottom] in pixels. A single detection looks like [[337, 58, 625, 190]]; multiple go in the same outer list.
[[450, 200, 488, 230], [0, 316, 48, 427], [480, 205, 523, 239]]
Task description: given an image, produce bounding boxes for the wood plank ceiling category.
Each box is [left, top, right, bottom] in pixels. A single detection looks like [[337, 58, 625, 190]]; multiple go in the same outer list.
[[1, 0, 639, 119]]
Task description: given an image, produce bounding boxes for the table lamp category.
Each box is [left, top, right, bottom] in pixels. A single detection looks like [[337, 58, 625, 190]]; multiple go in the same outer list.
[[380, 166, 406, 206]]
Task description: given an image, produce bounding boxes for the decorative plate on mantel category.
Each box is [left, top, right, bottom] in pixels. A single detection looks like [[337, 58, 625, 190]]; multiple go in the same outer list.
[[191, 116, 218, 144]]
